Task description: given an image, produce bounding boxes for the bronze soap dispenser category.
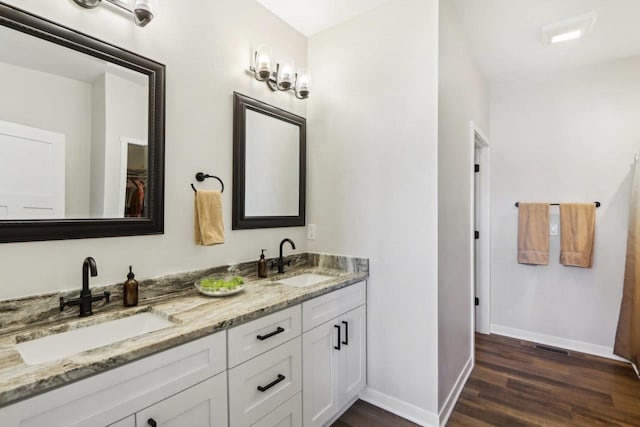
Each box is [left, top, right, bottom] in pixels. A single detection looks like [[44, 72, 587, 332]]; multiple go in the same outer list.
[[123, 265, 139, 307]]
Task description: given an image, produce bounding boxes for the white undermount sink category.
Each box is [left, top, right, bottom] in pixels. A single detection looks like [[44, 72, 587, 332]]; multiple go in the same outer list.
[[15, 312, 174, 365], [276, 273, 334, 288]]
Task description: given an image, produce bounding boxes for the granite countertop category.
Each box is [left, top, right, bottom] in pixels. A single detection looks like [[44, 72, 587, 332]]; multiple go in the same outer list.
[[0, 253, 368, 408]]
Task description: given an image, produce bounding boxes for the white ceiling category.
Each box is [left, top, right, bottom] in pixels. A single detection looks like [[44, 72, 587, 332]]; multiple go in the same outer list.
[[451, 0, 640, 83], [255, 0, 391, 37]]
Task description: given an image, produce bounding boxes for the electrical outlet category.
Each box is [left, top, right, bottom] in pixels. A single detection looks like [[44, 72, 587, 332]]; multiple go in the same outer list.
[[307, 224, 316, 240], [550, 223, 559, 236]]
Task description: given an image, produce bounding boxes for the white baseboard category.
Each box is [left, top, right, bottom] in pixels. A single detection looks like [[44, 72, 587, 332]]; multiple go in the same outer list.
[[359, 387, 439, 427], [490, 324, 627, 362], [438, 356, 473, 426]]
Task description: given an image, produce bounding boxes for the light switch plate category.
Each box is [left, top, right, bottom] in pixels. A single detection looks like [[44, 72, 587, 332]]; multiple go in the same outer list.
[[307, 224, 316, 240], [550, 223, 559, 236]]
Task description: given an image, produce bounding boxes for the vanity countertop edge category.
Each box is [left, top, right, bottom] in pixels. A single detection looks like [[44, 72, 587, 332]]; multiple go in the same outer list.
[[0, 252, 368, 408]]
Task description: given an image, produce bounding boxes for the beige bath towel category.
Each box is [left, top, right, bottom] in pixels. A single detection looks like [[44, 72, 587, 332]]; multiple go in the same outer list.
[[560, 203, 596, 268], [517, 203, 550, 265], [194, 190, 224, 245]]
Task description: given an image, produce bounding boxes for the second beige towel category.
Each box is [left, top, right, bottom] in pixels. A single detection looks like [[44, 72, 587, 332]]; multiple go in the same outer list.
[[518, 203, 550, 265], [560, 203, 596, 268], [194, 190, 224, 246]]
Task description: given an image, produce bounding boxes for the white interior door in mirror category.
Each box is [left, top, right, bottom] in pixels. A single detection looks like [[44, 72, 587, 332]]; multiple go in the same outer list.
[[0, 120, 65, 219], [245, 110, 300, 217]]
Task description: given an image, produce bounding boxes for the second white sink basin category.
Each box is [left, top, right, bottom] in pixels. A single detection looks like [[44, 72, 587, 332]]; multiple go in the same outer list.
[[16, 312, 174, 365], [276, 273, 334, 288]]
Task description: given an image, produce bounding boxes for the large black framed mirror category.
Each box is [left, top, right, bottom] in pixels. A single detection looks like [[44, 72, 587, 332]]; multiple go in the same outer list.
[[233, 92, 305, 229], [0, 3, 165, 243]]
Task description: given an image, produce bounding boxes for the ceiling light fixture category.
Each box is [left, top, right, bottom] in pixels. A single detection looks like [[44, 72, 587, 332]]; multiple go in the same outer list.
[[72, 0, 156, 27], [541, 12, 596, 45], [249, 45, 311, 99]]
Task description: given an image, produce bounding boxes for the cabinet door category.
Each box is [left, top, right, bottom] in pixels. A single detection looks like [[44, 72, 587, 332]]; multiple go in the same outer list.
[[302, 320, 340, 427], [135, 372, 228, 427], [339, 305, 367, 403]]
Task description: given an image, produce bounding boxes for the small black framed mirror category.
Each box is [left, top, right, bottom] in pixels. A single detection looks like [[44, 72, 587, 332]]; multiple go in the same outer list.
[[0, 3, 165, 243], [232, 92, 306, 229]]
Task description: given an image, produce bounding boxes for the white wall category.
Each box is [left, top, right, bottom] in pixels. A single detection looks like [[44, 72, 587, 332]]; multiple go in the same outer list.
[[490, 56, 640, 354], [437, 0, 489, 414], [91, 74, 107, 218], [307, 0, 440, 422], [0, 0, 308, 300], [0, 61, 92, 218]]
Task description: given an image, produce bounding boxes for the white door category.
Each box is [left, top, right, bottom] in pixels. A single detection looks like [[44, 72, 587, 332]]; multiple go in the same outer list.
[[302, 321, 340, 427], [472, 124, 491, 334], [339, 305, 366, 403], [135, 372, 228, 427], [0, 120, 65, 219]]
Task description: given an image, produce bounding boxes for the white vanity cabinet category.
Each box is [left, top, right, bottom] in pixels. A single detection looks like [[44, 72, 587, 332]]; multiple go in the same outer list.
[[302, 282, 367, 427], [1, 281, 367, 427], [0, 331, 227, 427]]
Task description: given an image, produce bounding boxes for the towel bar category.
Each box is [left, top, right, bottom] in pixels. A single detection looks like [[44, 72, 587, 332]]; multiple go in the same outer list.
[[191, 172, 224, 193], [514, 202, 600, 208]]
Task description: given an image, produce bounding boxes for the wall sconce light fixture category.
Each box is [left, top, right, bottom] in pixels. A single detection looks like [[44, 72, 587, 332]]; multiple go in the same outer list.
[[72, 0, 156, 27], [250, 45, 311, 99]]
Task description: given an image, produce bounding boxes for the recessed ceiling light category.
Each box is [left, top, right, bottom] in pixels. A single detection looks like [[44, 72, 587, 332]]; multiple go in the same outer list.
[[551, 30, 583, 44], [542, 12, 597, 45]]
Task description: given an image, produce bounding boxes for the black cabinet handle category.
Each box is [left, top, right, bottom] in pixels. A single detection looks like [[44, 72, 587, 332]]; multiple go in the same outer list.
[[147, 418, 157, 427], [257, 374, 286, 392], [334, 324, 341, 350], [256, 326, 285, 341], [342, 321, 349, 345]]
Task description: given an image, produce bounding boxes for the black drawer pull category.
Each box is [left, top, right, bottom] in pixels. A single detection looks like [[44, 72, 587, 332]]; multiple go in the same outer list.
[[147, 418, 157, 427], [342, 321, 349, 345], [256, 326, 285, 341], [257, 374, 286, 392], [334, 324, 341, 350]]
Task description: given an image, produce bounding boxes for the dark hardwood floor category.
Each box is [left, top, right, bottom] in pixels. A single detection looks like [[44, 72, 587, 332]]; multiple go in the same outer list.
[[449, 333, 640, 426], [334, 333, 640, 427], [332, 400, 419, 427]]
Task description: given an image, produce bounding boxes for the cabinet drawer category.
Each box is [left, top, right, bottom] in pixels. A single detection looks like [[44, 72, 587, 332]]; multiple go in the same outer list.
[[229, 337, 302, 427], [228, 305, 301, 368], [302, 281, 366, 331], [136, 372, 228, 427], [252, 392, 301, 427]]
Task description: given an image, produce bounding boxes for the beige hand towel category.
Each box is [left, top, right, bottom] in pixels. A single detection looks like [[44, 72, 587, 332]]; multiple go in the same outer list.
[[194, 190, 224, 246], [517, 203, 550, 265], [560, 203, 596, 268]]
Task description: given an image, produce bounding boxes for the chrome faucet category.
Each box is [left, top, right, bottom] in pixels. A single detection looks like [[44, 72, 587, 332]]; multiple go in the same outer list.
[[60, 257, 110, 317], [273, 238, 296, 274]]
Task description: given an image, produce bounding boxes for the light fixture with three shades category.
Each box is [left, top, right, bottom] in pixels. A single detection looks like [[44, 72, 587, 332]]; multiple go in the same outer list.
[[250, 45, 311, 99]]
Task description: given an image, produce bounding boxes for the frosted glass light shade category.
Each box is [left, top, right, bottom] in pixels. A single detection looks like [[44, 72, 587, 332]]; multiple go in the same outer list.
[[295, 70, 311, 98], [277, 58, 295, 90], [253, 46, 273, 79]]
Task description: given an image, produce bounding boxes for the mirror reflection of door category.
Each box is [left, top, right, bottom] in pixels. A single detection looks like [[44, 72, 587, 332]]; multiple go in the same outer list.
[[119, 138, 148, 218], [0, 120, 65, 219]]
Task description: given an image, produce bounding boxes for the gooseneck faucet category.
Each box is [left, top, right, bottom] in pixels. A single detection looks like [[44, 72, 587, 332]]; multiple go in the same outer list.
[[273, 238, 296, 274], [60, 257, 110, 317]]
